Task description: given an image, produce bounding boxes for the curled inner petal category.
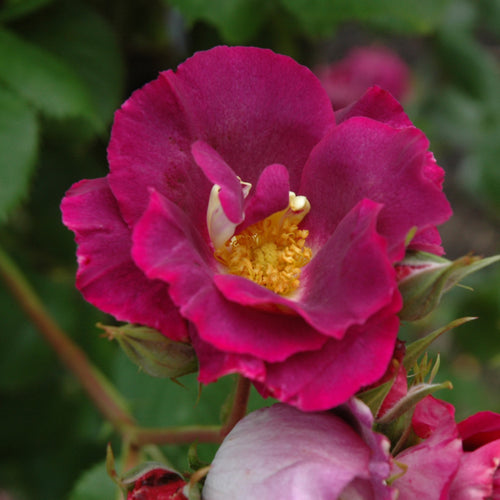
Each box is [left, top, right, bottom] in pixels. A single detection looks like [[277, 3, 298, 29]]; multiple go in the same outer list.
[[215, 193, 312, 295], [207, 180, 252, 249]]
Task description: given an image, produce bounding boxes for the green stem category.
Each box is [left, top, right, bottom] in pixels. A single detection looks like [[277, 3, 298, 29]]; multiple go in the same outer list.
[[0, 246, 224, 448], [121, 437, 142, 473], [220, 376, 251, 437], [0, 246, 134, 430], [129, 425, 222, 446]]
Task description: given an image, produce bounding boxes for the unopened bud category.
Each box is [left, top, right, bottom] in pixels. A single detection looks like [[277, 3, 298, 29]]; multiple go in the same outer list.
[[99, 323, 198, 378], [122, 463, 192, 500], [396, 251, 500, 321]]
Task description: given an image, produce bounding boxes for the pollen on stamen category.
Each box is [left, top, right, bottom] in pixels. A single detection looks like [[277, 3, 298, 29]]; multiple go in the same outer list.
[[215, 207, 313, 296]]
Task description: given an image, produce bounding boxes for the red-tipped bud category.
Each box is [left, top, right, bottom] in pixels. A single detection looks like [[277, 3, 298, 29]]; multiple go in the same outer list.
[[123, 464, 189, 500]]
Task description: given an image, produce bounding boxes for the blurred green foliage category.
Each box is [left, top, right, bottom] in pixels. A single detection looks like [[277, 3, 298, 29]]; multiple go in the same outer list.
[[0, 0, 499, 498]]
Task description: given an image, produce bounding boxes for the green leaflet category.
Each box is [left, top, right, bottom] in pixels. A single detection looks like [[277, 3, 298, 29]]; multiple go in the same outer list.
[[0, 87, 38, 219]]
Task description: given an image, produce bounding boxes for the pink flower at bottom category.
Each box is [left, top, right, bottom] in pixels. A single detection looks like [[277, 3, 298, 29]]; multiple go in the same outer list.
[[449, 411, 500, 499], [392, 399, 500, 499], [203, 401, 396, 499], [62, 46, 451, 411], [392, 396, 463, 499]]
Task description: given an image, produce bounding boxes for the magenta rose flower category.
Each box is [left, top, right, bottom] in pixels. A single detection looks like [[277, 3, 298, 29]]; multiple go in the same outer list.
[[61, 46, 451, 411], [315, 46, 411, 109], [449, 411, 500, 499], [203, 400, 396, 499]]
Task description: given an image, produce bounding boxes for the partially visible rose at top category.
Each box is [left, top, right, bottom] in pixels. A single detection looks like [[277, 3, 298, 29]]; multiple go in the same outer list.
[[315, 46, 411, 109]]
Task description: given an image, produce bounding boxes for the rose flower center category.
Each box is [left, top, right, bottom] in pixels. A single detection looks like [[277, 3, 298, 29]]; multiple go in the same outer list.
[[215, 194, 312, 296]]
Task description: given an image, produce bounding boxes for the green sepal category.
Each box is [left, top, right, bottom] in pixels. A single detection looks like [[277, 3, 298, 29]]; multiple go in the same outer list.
[[188, 442, 210, 472], [219, 374, 239, 426], [99, 323, 198, 379], [105, 443, 127, 495], [357, 366, 399, 418], [398, 252, 500, 321], [186, 481, 202, 500], [376, 409, 416, 454], [120, 461, 179, 487], [376, 380, 453, 425], [375, 374, 452, 453], [387, 461, 409, 486], [403, 316, 476, 371]]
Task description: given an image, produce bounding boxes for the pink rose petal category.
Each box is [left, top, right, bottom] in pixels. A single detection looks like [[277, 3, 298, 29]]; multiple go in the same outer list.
[[204, 403, 395, 500], [258, 301, 401, 411], [132, 190, 327, 363], [393, 397, 462, 500], [449, 440, 500, 500], [458, 411, 500, 451], [61, 178, 187, 341], [238, 163, 290, 230], [335, 86, 413, 128], [301, 117, 452, 260], [214, 199, 398, 339], [108, 46, 334, 229], [191, 140, 245, 224]]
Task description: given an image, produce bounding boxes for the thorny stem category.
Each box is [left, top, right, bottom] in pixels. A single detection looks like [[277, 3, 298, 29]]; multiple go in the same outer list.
[[0, 246, 222, 449], [220, 375, 251, 437], [0, 246, 134, 430], [121, 437, 142, 473], [128, 425, 223, 447]]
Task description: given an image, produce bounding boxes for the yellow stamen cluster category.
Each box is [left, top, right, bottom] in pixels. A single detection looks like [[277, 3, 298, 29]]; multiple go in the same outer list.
[[215, 212, 312, 296]]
